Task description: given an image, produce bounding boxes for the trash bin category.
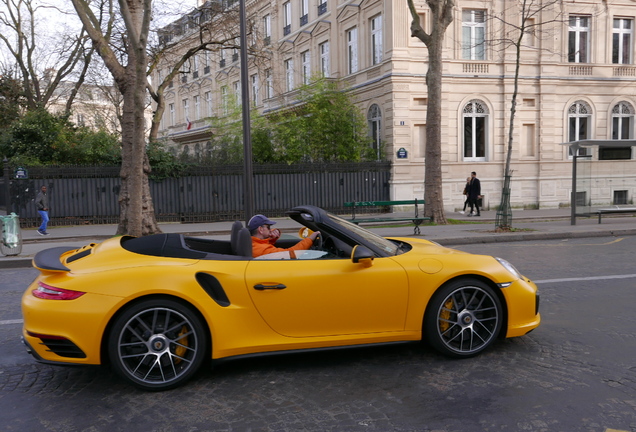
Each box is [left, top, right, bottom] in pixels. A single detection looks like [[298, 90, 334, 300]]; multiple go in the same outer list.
[[0, 213, 22, 256]]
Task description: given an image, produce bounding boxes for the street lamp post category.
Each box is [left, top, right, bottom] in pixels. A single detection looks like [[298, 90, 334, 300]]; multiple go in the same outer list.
[[239, 0, 255, 224]]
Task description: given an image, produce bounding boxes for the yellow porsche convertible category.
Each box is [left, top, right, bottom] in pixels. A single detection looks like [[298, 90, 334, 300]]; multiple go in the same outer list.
[[22, 205, 540, 391]]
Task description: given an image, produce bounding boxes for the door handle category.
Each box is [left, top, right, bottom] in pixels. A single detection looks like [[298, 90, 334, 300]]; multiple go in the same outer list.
[[253, 283, 287, 290]]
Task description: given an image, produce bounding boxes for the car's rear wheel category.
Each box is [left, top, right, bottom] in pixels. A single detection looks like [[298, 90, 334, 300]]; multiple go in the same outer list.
[[425, 278, 502, 358], [108, 298, 207, 391]]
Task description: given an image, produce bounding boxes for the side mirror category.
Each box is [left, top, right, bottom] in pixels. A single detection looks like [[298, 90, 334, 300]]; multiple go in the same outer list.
[[351, 245, 374, 267]]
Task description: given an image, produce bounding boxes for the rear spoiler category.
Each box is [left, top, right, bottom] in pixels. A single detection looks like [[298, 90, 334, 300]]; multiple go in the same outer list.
[[33, 247, 77, 272]]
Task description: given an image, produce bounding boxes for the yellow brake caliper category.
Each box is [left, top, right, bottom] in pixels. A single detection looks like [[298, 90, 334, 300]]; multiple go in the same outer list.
[[174, 326, 189, 362], [439, 298, 454, 332]]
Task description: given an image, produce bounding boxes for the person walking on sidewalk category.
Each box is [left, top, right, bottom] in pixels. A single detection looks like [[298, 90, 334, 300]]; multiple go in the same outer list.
[[459, 176, 471, 214], [467, 171, 482, 217], [35, 185, 50, 236]]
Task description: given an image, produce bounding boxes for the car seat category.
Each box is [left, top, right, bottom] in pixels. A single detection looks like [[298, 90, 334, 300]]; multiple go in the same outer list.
[[230, 220, 243, 255], [235, 227, 253, 258]]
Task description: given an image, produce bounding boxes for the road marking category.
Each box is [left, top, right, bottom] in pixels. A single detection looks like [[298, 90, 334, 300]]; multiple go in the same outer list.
[[604, 238, 625, 245], [535, 274, 636, 284], [0, 319, 23, 325], [486, 238, 627, 247]]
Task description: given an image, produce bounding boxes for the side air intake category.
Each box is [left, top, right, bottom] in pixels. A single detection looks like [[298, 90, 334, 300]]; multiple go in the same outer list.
[[195, 272, 231, 307]]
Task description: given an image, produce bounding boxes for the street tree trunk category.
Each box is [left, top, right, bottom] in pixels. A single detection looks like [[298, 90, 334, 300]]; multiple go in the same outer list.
[[71, 0, 160, 236], [407, 0, 454, 224]]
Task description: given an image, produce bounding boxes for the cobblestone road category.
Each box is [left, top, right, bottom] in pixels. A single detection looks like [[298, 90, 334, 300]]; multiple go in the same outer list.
[[2, 238, 636, 432]]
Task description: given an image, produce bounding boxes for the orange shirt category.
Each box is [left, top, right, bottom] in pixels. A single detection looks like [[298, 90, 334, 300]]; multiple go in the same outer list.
[[251, 236, 314, 258]]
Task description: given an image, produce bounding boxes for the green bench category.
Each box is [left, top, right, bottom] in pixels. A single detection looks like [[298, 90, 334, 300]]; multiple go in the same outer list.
[[344, 199, 430, 235]]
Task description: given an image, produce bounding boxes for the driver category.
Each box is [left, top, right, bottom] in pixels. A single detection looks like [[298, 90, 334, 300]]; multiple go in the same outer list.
[[248, 214, 320, 258]]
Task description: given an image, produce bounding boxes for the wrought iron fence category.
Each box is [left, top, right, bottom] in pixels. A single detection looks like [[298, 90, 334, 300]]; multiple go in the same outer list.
[[3, 162, 391, 227]]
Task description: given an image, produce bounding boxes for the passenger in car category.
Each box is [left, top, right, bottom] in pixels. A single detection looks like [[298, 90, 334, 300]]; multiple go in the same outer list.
[[248, 214, 320, 258]]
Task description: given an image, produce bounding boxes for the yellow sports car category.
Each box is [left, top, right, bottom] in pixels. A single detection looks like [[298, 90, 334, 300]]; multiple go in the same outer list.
[[22, 205, 540, 391]]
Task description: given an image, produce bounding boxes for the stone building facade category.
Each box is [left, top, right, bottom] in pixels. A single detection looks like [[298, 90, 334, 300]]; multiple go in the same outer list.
[[43, 67, 122, 135], [155, 0, 636, 212]]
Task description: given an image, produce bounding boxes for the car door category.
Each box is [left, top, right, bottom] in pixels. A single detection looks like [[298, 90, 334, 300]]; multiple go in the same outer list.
[[245, 256, 409, 338]]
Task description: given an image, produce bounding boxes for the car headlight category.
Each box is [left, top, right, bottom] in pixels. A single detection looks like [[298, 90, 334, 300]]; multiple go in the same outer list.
[[495, 257, 522, 280]]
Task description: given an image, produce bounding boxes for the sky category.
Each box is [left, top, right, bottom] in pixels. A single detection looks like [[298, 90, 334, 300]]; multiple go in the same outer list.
[[0, 0, 201, 71]]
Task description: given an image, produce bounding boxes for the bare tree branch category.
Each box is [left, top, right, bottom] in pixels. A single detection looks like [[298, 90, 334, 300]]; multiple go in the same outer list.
[[0, 0, 92, 110]]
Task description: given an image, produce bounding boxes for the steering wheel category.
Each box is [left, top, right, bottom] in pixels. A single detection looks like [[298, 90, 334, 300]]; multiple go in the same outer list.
[[324, 236, 337, 255], [311, 234, 322, 250], [324, 236, 352, 258]]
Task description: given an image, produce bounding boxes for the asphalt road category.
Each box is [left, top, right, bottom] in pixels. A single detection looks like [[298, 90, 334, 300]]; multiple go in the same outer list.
[[1, 237, 635, 432]]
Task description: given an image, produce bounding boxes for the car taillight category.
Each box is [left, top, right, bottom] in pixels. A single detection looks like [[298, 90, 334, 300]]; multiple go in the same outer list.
[[32, 282, 85, 300]]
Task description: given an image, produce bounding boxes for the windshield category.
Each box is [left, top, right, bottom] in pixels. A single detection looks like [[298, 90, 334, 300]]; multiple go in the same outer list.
[[326, 212, 405, 256]]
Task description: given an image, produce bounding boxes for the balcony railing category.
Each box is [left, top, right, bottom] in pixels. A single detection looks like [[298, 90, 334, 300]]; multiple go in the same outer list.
[[264, 36, 271, 46], [232, 53, 239, 63], [569, 65, 593, 75], [300, 14, 308, 26], [318, 2, 327, 15], [193, 71, 199, 79], [613, 66, 636, 77], [204, 66, 210, 75], [462, 63, 489, 74], [219, 59, 226, 68], [283, 24, 291, 36]]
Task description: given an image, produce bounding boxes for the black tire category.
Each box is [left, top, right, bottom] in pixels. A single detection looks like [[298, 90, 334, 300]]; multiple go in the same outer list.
[[108, 298, 208, 391], [424, 278, 503, 358]]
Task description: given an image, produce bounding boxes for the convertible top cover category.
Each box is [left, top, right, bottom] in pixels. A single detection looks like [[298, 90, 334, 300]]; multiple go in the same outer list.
[[122, 234, 207, 259]]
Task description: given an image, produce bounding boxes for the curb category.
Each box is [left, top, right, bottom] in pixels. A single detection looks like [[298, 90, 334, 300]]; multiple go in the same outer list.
[[0, 258, 32, 269], [439, 228, 636, 246]]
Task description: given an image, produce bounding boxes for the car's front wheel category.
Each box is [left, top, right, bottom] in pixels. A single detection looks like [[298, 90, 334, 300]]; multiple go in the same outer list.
[[425, 278, 503, 358], [108, 298, 208, 391]]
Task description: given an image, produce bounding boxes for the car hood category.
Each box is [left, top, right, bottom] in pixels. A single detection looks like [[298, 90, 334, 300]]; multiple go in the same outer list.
[[392, 237, 520, 283]]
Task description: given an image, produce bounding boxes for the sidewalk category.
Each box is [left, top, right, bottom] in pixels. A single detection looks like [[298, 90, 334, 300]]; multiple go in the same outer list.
[[2, 207, 635, 269]]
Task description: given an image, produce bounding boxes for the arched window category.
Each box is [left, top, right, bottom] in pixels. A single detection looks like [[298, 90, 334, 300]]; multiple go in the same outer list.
[[181, 145, 190, 161], [367, 104, 382, 160], [463, 100, 488, 160], [602, 101, 635, 160], [205, 141, 213, 160], [611, 101, 634, 139], [568, 101, 592, 156]]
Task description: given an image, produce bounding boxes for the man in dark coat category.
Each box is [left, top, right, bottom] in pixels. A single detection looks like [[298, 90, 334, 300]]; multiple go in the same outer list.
[[467, 171, 481, 217]]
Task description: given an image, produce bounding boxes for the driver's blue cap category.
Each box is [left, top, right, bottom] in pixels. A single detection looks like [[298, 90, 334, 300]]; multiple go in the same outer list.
[[248, 214, 276, 231]]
